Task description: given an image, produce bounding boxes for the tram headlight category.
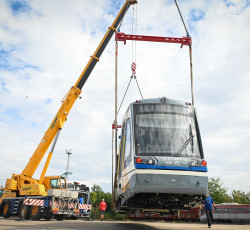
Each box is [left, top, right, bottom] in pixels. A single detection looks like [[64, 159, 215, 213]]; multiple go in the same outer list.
[[196, 161, 202, 166], [136, 157, 142, 163], [135, 157, 156, 165], [190, 161, 196, 167], [189, 159, 207, 167], [201, 160, 207, 166]]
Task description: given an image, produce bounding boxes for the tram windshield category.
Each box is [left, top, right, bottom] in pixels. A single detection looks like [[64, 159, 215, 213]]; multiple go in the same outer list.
[[134, 103, 201, 158]]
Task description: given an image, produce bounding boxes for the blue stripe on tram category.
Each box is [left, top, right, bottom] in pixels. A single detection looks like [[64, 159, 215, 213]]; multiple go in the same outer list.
[[135, 164, 208, 172]]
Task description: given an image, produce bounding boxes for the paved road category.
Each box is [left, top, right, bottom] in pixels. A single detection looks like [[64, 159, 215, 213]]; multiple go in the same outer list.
[[0, 218, 249, 230]]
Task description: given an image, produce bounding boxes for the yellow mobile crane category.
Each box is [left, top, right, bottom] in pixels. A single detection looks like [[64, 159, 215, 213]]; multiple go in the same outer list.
[[0, 0, 137, 220]]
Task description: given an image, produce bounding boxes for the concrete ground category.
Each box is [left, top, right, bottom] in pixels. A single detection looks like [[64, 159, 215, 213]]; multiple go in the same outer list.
[[0, 217, 249, 230]]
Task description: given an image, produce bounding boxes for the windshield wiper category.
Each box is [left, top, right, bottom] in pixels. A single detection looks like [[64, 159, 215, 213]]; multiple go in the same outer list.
[[175, 124, 194, 157], [190, 124, 194, 153]]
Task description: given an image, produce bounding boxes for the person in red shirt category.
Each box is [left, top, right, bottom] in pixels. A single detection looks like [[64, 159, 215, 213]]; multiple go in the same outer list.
[[99, 199, 107, 221]]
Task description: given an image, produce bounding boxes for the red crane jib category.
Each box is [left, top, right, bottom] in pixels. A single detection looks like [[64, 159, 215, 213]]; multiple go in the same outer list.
[[115, 32, 192, 47]]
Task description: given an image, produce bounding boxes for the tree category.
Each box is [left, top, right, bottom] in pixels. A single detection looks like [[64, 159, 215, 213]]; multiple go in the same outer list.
[[231, 190, 250, 204], [102, 192, 112, 211], [90, 184, 120, 220], [91, 184, 103, 193], [208, 177, 232, 204], [90, 184, 104, 208], [90, 184, 112, 211]]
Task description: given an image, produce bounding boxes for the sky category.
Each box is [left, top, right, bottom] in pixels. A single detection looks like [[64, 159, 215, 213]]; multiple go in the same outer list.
[[0, 0, 250, 195]]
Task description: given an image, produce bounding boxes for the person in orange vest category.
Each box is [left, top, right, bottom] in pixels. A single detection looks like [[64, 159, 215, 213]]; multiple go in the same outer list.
[[99, 199, 107, 221]]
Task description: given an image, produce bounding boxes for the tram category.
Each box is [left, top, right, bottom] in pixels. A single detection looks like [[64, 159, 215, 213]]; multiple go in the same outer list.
[[114, 96, 208, 212]]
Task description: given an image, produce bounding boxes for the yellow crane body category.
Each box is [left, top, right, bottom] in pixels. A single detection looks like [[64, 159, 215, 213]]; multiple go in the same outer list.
[[1, 0, 138, 202]]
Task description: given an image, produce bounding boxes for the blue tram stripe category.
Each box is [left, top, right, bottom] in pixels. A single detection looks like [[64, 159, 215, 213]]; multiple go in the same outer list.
[[135, 164, 208, 172]]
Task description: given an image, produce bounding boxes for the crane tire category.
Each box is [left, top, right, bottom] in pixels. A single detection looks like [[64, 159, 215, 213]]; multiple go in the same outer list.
[[54, 214, 65, 221], [44, 214, 53, 221], [18, 203, 30, 219], [2, 202, 11, 218], [30, 205, 43, 220], [43, 207, 53, 221]]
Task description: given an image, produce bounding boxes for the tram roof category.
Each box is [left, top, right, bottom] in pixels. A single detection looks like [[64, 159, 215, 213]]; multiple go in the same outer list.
[[121, 97, 194, 122], [131, 97, 192, 107]]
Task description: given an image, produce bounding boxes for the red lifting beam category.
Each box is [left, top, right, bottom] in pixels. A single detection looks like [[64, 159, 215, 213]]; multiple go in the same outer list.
[[115, 32, 192, 47]]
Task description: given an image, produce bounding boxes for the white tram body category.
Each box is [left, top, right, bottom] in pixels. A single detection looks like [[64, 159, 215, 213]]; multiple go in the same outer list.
[[114, 97, 208, 212]]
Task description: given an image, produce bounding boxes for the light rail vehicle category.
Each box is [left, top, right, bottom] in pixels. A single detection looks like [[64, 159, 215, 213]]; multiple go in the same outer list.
[[114, 97, 208, 213]]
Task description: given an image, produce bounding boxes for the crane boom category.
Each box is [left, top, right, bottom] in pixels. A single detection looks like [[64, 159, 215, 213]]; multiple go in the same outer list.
[[20, 0, 138, 178]]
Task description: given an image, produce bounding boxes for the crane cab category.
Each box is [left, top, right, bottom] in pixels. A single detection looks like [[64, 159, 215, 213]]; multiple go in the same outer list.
[[44, 176, 67, 190], [0, 188, 3, 197], [18, 176, 67, 196]]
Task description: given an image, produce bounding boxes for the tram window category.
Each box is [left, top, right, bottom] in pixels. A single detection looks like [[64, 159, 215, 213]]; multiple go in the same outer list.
[[124, 119, 132, 169], [246, 208, 250, 213], [215, 208, 224, 213], [235, 208, 245, 213], [135, 113, 200, 158], [224, 208, 234, 213], [118, 123, 126, 176]]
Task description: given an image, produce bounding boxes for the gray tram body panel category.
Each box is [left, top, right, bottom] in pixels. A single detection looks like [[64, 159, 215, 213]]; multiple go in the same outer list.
[[118, 170, 208, 205], [115, 97, 208, 209]]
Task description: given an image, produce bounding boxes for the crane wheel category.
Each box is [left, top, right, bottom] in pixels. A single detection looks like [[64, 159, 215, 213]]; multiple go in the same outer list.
[[43, 207, 53, 221], [18, 203, 30, 219], [54, 214, 65, 221], [2, 202, 11, 218], [30, 205, 43, 220], [44, 214, 53, 221]]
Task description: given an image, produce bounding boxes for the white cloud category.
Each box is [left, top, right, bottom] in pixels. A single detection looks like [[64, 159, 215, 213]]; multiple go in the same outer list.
[[0, 0, 249, 195]]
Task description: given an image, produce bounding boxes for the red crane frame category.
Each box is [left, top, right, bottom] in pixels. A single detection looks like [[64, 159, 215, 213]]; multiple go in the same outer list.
[[115, 32, 192, 47]]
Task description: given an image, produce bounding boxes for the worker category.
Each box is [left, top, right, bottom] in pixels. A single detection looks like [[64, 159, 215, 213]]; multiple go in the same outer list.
[[99, 199, 107, 221], [202, 194, 216, 228], [79, 195, 84, 215]]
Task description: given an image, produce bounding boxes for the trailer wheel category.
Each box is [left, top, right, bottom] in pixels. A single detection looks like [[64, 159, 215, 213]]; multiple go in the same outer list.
[[30, 205, 43, 220], [54, 214, 65, 221], [18, 203, 30, 219], [2, 202, 11, 218]]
